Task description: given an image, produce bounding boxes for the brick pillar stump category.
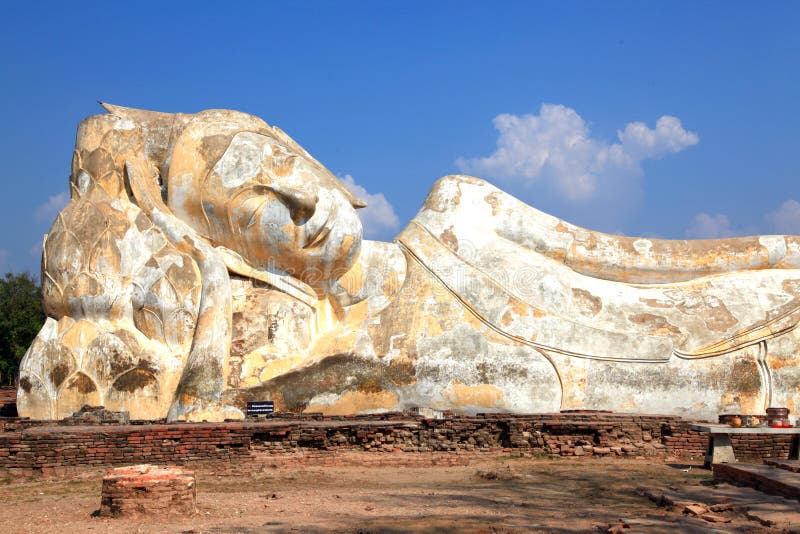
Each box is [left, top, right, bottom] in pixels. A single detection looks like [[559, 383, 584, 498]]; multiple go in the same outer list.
[[99, 464, 196, 517]]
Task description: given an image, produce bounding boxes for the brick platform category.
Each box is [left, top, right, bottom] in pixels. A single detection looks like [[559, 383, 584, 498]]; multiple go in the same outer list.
[[713, 462, 800, 500], [764, 459, 800, 473], [0, 412, 796, 476], [100, 465, 196, 517]]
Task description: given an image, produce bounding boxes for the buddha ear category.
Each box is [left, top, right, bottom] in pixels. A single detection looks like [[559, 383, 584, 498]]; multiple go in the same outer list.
[[344, 188, 368, 209], [270, 125, 368, 209]]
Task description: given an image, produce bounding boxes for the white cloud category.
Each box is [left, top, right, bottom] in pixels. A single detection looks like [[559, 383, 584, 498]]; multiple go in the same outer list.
[[34, 191, 69, 223], [340, 175, 400, 239], [617, 116, 701, 161], [685, 213, 735, 239], [456, 104, 698, 201], [766, 199, 800, 235]]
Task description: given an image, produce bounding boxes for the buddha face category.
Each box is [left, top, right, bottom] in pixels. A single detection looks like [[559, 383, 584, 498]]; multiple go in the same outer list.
[[166, 116, 365, 288]]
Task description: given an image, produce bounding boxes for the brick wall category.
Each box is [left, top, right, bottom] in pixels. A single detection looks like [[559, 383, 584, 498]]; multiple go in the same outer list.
[[0, 412, 795, 476], [0, 387, 16, 417]]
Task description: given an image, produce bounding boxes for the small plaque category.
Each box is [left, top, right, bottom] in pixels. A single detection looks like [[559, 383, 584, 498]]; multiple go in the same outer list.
[[246, 401, 275, 416]]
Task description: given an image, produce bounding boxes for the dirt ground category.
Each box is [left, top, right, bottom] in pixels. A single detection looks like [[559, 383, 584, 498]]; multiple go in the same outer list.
[[0, 456, 788, 533]]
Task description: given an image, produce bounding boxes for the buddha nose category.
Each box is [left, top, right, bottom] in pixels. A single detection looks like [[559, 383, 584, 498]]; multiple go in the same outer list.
[[267, 183, 319, 224]]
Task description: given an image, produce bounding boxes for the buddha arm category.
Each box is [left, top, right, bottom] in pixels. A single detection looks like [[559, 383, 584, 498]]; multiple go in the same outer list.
[[418, 175, 800, 285], [561, 228, 800, 284]]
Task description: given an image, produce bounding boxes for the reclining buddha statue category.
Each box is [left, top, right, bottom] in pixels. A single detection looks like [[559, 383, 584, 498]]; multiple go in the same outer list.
[[17, 104, 800, 422]]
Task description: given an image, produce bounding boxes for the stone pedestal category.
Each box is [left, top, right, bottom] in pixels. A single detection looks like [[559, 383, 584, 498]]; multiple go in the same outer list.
[[100, 464, 196, 517]]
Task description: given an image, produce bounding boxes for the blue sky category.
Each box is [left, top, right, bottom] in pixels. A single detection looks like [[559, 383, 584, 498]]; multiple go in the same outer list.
[[1, 1, 798, 275]]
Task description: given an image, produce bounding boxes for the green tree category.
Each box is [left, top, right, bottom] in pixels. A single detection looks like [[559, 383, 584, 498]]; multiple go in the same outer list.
[[0, 272, 45, 385]]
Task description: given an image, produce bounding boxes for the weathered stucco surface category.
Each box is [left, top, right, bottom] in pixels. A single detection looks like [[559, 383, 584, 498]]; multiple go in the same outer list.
[[17, 105, 800, 422]]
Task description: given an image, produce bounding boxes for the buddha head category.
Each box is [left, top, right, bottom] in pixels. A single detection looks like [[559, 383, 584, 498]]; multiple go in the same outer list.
[[104, 105, 366, 289]]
